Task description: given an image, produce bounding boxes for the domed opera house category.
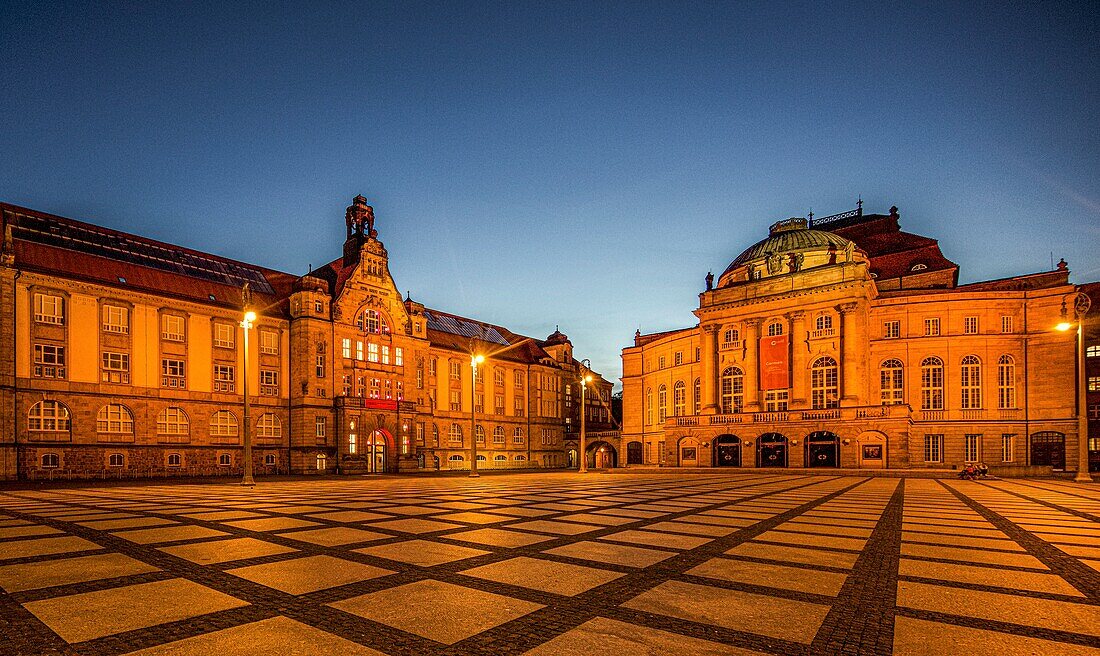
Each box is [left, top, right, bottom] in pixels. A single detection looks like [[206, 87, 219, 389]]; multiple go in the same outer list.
[[621, 204, 1099, 475], [0, 197, 613, 480]]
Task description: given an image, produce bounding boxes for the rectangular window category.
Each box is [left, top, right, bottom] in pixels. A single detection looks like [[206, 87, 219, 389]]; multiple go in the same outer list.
[[367, 342, 379, 363], [450, 390, 461, 411], [764, 389, 789, 412], [33, 344, 66, 379], [964, 434, 981, 462], [923, 434, 943, 463], [494, 395, 505, 415], [514, 370, 524, 389], [34, 293, 65, 324], [658, 356, 666, 369], [381, 345, 390, 365], [514, 396, 525, 417], [416, 423, 425, 446], [475, 393, 484, 413], [342, 338, 351, 359], [429, 357, 437, 376], [100, 351, 130, 384], [259, 330, 278, 355], [450, 360, 461, 381], [395, 347, 403, 366], [213, 323, 234, 348], [102, 305, 128, 333], [356, 341, 364, 360], [213, 364, 235, 392], [314, 300, 323, 314], [162, 314, 184, 341], [964, 316, 978, 334], [416, 367, 424, 389], [341, 375, 351, 396], [1001, 434, 1014, 462], [674, 352, 683, 366], [259, 369, 279, 396], [494, 368, 505, 386], [1088, 376, 1100, 392], [924, 318, 940, 336], [1001, 315, 1013, 333], [161, 358, 185, 388], [1089, 403, 1100, 420], [883, 320, 900, 339], [315, 354, 325, 378]]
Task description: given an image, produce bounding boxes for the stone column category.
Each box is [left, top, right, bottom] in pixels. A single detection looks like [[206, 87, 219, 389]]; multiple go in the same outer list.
[[837, 302, 861, 406], [743, 318, 762, 412], [702, 324, 720, 414], [788, 311, 807, 409]]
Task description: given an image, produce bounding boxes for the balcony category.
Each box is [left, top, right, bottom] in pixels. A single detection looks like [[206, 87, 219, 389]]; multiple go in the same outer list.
[[719, 340, 744, 351], [810, 328, 836, 339], [753, 412, 789, 423], [667, 404, 913, 429], [959, 409, 985, 421], [801, 409, 840, 420], [998, 408, 1023, 420]]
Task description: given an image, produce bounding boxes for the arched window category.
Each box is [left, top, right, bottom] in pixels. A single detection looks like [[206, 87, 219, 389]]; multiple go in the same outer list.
[[514, 454, 526, 461], [494, 454, 507, 461], [264, 454, 276, 466], [997, 355, 1016, 409], [657, 385, 667, 422], [476, 454, 487, 462], [450, 424, 463, 442], [910, 263, 928, 272], [646, 388, 653, 424], [493, 426, 505, 444], [157, 407, 190, 438], [960, 355, 982, 409], [96, 404, 134, 435], [920, 357, 944, 410], [693, 378, 701, 415], [673, 381, 686, 417], [108, 453, 124, 467], [28, 401, 71, 434], [41, 453, 60, 468], [356, 309, 390, 334], [257, 413, 282, 438], [880, 359, 904, 405], [209, 410, 238, 438], [815, 315, 833, 331], [475, 425, 486, 444], [767, 322, 784, 336], [218, 454, 232, 466], [722, 328, 739, 346], [810, 356, 839, 409], [316, 453, 327, 470], [448, 454, 464, 461], [167, 453, 182, 467], [513, 427, 524, 444], [720, 367, 744, 414]]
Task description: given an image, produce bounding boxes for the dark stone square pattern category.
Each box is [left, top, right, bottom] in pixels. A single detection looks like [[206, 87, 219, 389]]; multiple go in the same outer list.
[[0, 473, 1096, 655]]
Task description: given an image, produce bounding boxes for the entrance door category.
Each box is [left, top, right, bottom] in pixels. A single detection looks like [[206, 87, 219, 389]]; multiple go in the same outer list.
[[627, 441, 643, 465], [758, 433, 787, 467], [806, 431, 839, 468], [594, 447, 614, 469], [714, 434, 740, 467], [367, 430, 387, 473], [1031, 432, 1066, 470]]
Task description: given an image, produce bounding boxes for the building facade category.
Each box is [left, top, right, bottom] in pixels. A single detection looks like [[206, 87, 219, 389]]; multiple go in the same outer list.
[[0, 196, 602, 480], [621, 205, 1097, 475]]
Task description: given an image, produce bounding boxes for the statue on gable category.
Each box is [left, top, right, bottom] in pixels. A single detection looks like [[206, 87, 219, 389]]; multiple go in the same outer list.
[[788, 251, 804, 272], [705, 271, 714, 291], [843, 240, 855, 262]]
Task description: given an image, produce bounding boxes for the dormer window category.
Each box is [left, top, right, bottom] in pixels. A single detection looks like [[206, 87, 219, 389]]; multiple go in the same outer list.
[[910, 263, 928, 272]]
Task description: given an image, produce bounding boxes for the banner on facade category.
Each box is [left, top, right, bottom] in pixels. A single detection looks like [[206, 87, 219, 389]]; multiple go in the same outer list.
[[759, 334, 789, 390]]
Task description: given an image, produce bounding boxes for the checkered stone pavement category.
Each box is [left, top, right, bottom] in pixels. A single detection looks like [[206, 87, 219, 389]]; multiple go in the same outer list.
[[0, 473, 1097, 655]]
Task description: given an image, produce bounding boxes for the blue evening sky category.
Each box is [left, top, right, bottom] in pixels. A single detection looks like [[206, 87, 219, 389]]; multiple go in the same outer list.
[[2, 1, 1097, 386]]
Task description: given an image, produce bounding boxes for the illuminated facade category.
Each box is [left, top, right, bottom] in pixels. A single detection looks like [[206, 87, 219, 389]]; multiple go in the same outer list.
[[621, 205, 1097, 475], [0, 197, 600, 479]]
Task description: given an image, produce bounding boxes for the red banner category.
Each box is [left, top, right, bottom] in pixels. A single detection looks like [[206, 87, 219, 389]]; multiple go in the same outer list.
[[760, 334, 789, 390]]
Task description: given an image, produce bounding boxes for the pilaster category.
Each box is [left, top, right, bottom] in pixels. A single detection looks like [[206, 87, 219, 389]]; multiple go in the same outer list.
[[744, 318, 762, 412], [788, 311, 808, 409]]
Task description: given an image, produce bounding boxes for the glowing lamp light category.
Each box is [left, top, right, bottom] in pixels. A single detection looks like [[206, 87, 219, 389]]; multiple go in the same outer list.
[[1055, 321, 1072, 332], [472, 354, 484, 365], [244, 310, 257, 323]]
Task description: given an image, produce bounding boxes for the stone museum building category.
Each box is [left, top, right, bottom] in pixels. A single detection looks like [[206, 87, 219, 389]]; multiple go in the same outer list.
[[0, 196, 612, 480], [621, 204, 1099, 475]]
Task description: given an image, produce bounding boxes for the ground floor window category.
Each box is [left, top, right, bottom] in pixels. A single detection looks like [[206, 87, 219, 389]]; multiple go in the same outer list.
[[1001, 434, 1015, 462], [108, 453, 124, 467], [218, 454, 231, 466], [167, 453, 182, 467], [41, 453, 59, 468], [316, 454, 327, 470], [923, 434, 943, 463], [964, 434, 981, 462], [264, 454, 276, 466]]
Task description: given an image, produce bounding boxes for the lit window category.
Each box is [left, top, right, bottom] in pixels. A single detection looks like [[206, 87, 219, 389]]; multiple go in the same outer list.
[[316, 454, 327, 470], [1086, 345, 1100, 358], [395, 347, 403, 366], [315, 353, 325, 378], [259, 369, 279, 395], [214, 323, 234, 348], [209, 410, 238, 437], [810, 356, 839, 409], [315, 416, 326, 438], [1088, 376, 1100, 392], [96, 404, 134, 434], [259, 330, 278, 355], [494, 368, 505, 386], [157, 407, 190, 437], [920, 357, 944, 410], [34, 293, 64, 324], [213, 365, 235, 392], [28, 401, 71, 433], [342, 338, 351, 359], [256, 413, 282, 438], [429, 357, 437, 376], [880, 359, 904, 405], [366, 343, 378, 363], [911, 263, 928, 272], [162, 314, 184, 341], [358, 309, 389, 334], [102, 305, 128, 333], [960, 355, 982, 409]]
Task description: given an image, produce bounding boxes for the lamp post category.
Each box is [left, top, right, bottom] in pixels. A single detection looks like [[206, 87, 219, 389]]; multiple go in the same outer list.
[[1057, 292, 1093, 483], [579, 359, 592, 473], [240, 308, 257, 487], [470, 353, 484, 477]]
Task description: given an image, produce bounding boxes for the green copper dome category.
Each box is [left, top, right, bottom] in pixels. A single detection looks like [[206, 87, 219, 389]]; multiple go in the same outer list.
[[722, 218, 854, 278]]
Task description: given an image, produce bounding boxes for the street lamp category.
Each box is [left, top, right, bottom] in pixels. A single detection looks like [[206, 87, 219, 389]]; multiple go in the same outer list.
[[1056, 292, 1092, 483], [579, 359, 592, 473], [240, 308, 257, 487], [469, 353, 484, 478]]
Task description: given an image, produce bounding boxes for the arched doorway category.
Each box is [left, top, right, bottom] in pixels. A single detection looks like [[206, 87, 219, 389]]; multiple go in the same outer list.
[[567, 449, 578, 468], [757, 433, 788, 467], [856, 431, 886, 469], [626, 441, 643, 465], [806, 431, 839, 468], [714, 434, 741, 467], [587, 441, 618, 469], [1030, 431, 1065, 470], [365, 430, 388, 473], [678, 437, 699, 466]]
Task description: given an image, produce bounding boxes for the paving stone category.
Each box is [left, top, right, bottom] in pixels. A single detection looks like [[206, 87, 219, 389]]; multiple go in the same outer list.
[[115, 525, 229, 544], [355, 539, 490, 566], [726, 542, 859, 569], [462, 556, 624, 596], [447, 528, 556, 548], [222, 517, 321, 532], [689, 557, 848, 596], [598, 529, 712, 550], [159, 537, 298, 564], [369, 518, 465, 534], [275, 527, 390, 546], [543, 540, 678, 567], [0, 552, 159, 592], [128, 616, 386, 655], [0, 535, 102, 560], [524, 616, 762, 655], [892, 616, 1100, 656], [227, 555, 394, 594], [898, 558, 1082, 596]]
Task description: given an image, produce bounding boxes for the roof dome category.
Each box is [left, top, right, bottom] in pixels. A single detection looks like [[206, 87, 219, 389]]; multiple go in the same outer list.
[[718, 218, 858, 285]]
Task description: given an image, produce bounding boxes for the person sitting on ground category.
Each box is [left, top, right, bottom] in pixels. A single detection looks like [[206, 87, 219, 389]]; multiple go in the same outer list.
[[977, 462, 989, 478], [959, 463, 979, 480]]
